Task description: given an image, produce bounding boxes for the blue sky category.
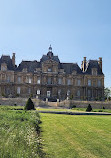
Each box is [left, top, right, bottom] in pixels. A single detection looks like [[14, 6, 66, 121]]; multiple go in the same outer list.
[[0, 0, 111, 87]]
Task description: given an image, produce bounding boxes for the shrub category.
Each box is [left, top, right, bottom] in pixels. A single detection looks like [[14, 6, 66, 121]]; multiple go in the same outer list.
[[99, 110, 103, 112], [24, 98, 35, 110], [86, 104, 92, 112], [70, 95, 73, 100], [103, 106, 105, 109], [30, 93, 33, 98], [70, 105, 76, 109]]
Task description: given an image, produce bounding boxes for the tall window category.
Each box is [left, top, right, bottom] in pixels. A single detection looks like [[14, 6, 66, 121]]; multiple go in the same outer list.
[[37, 89, 40, 95], [67, 79, 71, 85], [98, 80, 101, 87], [28, 88, 31, 94], [17, 77, 21, 83], [17, 87, 21, 94], [7, 76, 10, 82], [26, 77, 32, 83], [58, 89, 61, 95], [48, 77, 51, 84], [93, 80, 96, 87], [88, 79, 91, 86], [88, 90, 91, 97], [48, 68, 52, 72], [28, 77, 31, 83], [37, 77, 40, 84], [67, 90, 70, 96], [77, 90, 80, 97], [77, 79, 81, 86], [47, 91, 51, 97], [58, 78, 62, 84]]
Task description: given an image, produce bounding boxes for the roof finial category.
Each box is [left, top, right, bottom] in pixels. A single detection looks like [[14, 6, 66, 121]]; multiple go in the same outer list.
[[49, 44, 52, 52]]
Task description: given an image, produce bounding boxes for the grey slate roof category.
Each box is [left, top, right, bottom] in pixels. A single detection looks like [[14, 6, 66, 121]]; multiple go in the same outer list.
[[16, 60, 40, 72], [40, 54, 60, 63], [0, 53, 104, 75], [84, 60, 103, 75], [60, 63, 83, 74], [0, 55, 15, 70]]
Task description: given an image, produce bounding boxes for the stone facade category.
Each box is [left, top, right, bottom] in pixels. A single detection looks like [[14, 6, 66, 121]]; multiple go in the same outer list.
[[0, 46, 104, 101]]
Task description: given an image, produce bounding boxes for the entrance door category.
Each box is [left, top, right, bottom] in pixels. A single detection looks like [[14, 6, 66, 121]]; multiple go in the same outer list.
[[47, 91, 51, 97]]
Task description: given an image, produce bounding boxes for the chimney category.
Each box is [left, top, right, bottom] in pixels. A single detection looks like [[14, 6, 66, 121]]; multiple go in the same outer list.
[[82, 57, 86, 72], [98, 57, 102, 70], [12, 53, 15, 67]]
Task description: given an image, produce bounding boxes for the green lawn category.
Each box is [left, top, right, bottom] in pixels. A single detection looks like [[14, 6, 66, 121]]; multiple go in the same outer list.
[[1, 105, 111, 158], [41, 113, 111, 158], [37, 107, 111, 113], [0, 107, 44, 158]]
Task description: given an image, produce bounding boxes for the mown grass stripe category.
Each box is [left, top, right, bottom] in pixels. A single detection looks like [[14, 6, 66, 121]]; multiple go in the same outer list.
[[41, 113, 111, 158]]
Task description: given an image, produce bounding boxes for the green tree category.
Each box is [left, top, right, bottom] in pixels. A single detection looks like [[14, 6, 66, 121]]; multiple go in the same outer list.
[[104, 87, 111, 101], [24, 98, 35, 110], [86, 104, 92, 112]]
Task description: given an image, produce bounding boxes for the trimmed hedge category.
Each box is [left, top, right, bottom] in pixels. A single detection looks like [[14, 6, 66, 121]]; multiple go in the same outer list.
[[86, 104, 92, 112], [24, 98, 35, 110]]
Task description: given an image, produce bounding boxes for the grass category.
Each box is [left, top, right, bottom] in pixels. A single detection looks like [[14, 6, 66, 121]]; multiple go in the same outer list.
[[1, 105, 111, 158], [41, 113, 111, 158], [37, 107, 111, 113], [0, 106, 45, 158]]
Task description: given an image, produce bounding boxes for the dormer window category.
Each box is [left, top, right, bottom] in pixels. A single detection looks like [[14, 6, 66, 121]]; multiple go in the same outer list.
[[1, 63, 7, 71], [72, 70, 77, 75], [92, 68, 97, 75], [48, 68, 52, 72], [22, 68, 27, 72]]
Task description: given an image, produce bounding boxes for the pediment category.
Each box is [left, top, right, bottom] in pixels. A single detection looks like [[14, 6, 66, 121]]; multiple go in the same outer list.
[[42, 59, 58, 65]]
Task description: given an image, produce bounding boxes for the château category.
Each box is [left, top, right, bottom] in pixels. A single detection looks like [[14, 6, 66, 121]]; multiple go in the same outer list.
[[0, 46, 104, 101]]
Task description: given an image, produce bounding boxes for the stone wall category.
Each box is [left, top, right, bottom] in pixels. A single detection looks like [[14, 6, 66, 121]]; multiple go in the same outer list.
[[59, 100, 111, 109], [0, 98, 111, 109]]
